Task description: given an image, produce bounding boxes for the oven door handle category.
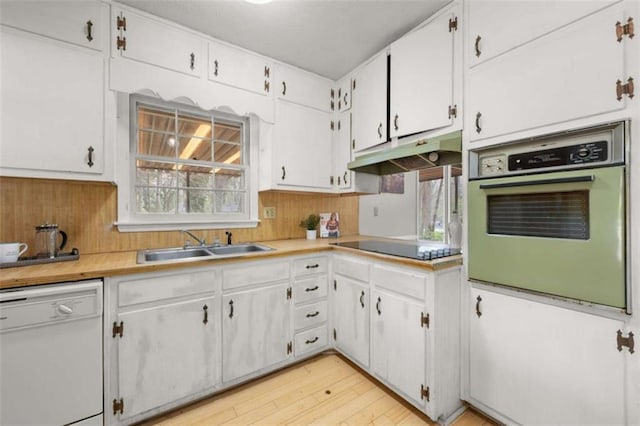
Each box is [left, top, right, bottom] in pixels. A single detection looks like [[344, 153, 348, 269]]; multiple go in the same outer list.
[[479, 175, 594, 190]]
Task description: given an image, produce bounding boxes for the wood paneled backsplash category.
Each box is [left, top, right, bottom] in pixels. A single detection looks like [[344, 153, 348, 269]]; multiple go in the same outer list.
[[0, 177, 358, 255]]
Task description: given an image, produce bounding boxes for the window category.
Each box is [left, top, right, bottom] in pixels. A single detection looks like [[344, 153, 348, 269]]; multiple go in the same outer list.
[[116, 95, 258, 231], [417, 165, 462, 243]]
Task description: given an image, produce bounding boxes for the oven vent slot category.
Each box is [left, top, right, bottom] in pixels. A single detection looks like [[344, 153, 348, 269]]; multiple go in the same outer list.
[[487, 191, 589, 240]]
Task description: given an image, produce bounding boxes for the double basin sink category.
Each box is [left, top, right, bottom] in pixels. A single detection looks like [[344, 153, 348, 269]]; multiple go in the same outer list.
[[137, 243, 274, 264]]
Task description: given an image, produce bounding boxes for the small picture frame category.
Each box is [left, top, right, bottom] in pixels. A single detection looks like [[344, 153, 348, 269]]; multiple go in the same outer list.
[[320, 212, 340, 238]]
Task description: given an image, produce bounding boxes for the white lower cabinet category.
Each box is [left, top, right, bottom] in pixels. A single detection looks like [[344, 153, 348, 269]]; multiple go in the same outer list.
[[292, 257, 329, 358], [468, 286, 627, 425], [333, 274, 371, 368]]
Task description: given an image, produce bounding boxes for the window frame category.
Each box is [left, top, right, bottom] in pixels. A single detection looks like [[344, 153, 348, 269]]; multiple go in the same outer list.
[[416, 164, 462, 245], [115, 94, 259, 232]]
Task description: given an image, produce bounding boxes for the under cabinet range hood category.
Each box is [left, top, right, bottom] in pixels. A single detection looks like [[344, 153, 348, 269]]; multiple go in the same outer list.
[[348, 130, 462, 175]]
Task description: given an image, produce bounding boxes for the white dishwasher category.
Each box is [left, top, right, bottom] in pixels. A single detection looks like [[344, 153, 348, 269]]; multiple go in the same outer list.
[[0, 280, 103, 426]]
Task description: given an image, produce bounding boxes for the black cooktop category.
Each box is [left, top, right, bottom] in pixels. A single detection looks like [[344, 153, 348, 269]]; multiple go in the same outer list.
[[331, 240, 461, 261]]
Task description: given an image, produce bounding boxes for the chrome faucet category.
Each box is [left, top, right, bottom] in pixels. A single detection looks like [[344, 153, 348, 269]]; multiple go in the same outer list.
[[182, 230, 206, 247]]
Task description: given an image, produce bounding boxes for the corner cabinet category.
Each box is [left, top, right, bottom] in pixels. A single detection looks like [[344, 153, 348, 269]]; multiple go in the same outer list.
[[0, 3, 108, 180], [105, 268, 220, 425], [467, 286, 629, 425]]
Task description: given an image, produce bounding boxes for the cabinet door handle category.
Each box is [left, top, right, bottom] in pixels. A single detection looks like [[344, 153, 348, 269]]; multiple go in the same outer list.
[[305, 336, 319, 344], [475, 295, 482, 318], [305, 263, 319, 269], [190, 53, 195, 71], [475, 112, 482, 134], [282, 81, 287, 96], [213, 59, 218, 76], [87, 146, 95, 168], [281, 166, 286, 180], [343, 171, 348, 185], [393, 114, 399, 131], [306, 311, 320, 318], [202, 304, 208, 324], [344, 92, 348, 106], [475, 35, 482, 58], [376, 297, 381, 315], [228, 300, 234, 319], [377, 122, 383, 138], [86, 20, 94, 42], [360, 291, 365, 308], [305, 285, 319, 292]]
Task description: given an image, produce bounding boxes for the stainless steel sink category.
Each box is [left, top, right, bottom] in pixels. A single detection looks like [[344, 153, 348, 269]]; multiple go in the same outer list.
[[137, 243, 273, 264]]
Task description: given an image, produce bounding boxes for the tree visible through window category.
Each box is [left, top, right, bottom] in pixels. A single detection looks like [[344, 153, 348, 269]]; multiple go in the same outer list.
[[132, 98, 248, 217], [417, 165, 462, 242]]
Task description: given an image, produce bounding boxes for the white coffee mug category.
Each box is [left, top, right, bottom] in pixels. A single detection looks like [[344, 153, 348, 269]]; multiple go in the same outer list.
[[0, 242, 28, 263]]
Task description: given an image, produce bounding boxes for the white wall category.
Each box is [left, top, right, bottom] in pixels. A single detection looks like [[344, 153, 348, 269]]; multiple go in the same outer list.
[[358, 171, 417, 238]]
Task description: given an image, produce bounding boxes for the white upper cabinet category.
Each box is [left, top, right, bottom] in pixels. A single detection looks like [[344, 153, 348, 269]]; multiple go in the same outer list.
[[468, 1, 634, 143], [208, 41, 272, 97], [0, 1, 106, 51], [1, 29, 105, 177], [276, 64, 334, 112], [390, 6, 458, 139], [112, 7, 204, 77], [468, 0, 617, 67], [351, 51, 388, 152]]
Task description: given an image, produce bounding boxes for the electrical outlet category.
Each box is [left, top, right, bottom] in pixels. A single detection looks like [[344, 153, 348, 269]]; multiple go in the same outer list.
[[264, 207, 276, 219]]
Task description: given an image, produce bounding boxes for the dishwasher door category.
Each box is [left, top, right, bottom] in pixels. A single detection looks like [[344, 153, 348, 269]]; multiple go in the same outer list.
[[0, 280, 103, 426]]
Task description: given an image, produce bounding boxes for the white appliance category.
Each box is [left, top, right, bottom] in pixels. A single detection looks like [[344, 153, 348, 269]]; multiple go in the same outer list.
[[0, 280, 103, 425]]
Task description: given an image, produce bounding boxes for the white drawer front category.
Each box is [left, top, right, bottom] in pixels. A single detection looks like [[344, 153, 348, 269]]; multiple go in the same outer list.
[[294, 300, 328, 331], [118, 270, 216, 307], [223, 260, 289, 290], [294, 326, 328, 357], [371, 264, 427, 300], [293, 256, 328, 277], [333, 255, 370, 282], [293, 276, 328, 304]]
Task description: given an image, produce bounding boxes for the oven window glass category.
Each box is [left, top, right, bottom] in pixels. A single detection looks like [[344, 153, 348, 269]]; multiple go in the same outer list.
[[487, 191, 589, 239]]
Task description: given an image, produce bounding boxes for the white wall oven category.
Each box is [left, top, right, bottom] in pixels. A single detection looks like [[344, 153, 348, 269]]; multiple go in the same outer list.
[[468, 121, 628, 311]]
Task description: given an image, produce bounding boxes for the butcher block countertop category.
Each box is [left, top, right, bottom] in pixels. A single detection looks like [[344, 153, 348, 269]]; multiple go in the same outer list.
[[0, 236, 462, 289]]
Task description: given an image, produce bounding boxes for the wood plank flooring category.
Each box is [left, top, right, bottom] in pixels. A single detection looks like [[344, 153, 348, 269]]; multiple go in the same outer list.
[[141, 354, 496, 426]]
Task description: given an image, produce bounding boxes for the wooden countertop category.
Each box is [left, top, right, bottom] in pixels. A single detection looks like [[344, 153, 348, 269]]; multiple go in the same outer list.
[[0, 236, 462, 289]]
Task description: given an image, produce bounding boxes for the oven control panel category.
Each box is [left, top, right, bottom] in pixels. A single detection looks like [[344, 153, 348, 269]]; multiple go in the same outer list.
[[508, 141, 608, 172]]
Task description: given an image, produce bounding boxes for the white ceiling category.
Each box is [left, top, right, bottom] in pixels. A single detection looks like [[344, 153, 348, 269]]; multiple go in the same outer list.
[[118, 0, 449, 81]]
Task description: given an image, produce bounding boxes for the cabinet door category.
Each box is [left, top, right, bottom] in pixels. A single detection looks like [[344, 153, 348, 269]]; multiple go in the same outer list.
[[113, 8, 203, 77], [0, 1, 105, 51], [208, 41, 272, 97], [222, 283, 291, 382], [117, 296, 217, 419], [333, 276, 370, 367], [390, 10, 455, 139], [333, 111, 352, 190], [372, 290, 426, 407], [1, 30, 104, 175], [469, 287, 625, 425], [274, 101, 333, 189], [276, 64, 333, 112], [468, 1, 616, 67], [468, 2, 629, 143], [352, 52, 387, 152]]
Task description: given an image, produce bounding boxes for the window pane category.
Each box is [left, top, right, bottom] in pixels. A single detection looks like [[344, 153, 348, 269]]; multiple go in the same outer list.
[[136, 187, 177, 213], [178, 136, 212, 162], [178, 165, 214, 188], [137, 130, 177, 158], [215, 191, 244, 213], [214, 141, 241, 164], [178, 189, 214, 214], [450, 165, 463, 215], [418, 175, 445, 242], [136, 160, 178, 187], [177, 113, 212, 138], [215, 168, 244, 190], [138, 106, 175, 132]]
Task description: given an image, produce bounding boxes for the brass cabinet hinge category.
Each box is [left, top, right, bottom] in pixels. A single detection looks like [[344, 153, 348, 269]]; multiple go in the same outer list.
[[333, 328, 337, 340], [286, 287, 292, 300], [330, 121, 335, 131], [331, 100, 335, 111], [331, 88, 335, 99], [338, 120, 341, 131], [287, 341, 293, 354], [616, 77, 635, 100], [330, 176, 335, 186], [116, 15, 127, 31], [352, 139, 356, 150], [264, 65, 270, 78], [112, 321, 124, 338], [264, 80, 270, 93], [449, 16, 458, 32], [616, 17, 635, 42], [333, 279, 337, 291], [352, 79, 356, 91], [113, 398, 124, 415], [116, 36, 126, 51], [448, 104, 457, 119], [617, 330, 635, 354], [421, 312, 430, 328], [420, 384, 430, 401]]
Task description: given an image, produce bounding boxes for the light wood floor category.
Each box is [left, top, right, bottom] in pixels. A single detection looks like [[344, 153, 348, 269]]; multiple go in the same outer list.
[[141, 353, 496, 426]]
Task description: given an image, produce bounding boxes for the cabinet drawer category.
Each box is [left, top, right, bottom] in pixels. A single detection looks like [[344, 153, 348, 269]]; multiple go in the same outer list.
[[371, 264, 427, 300], [294, 326, 328, 357], [118, 270, 216, 307], [294, 276, 328, 304], [333, 255, 369, 282], [223, 260, 289, 291], [294, 300, 328, 331], [293, 257, 328, 277]]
